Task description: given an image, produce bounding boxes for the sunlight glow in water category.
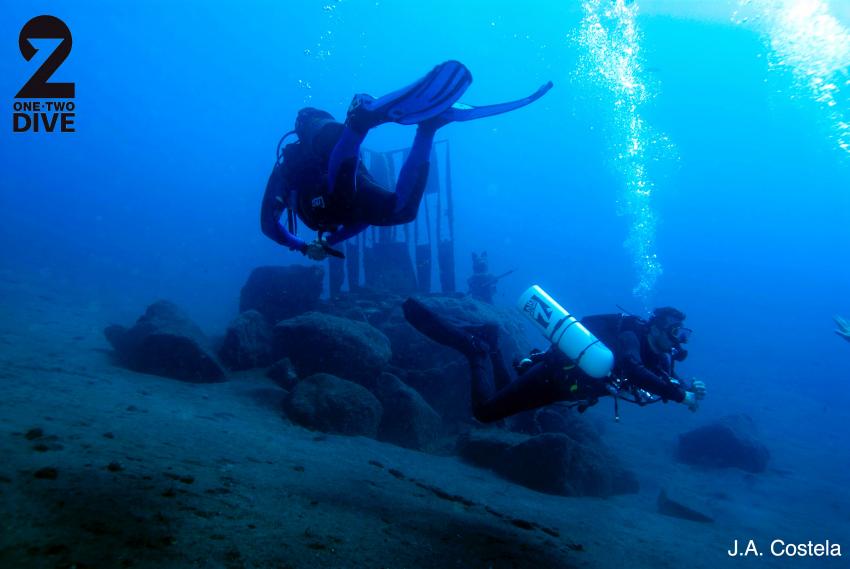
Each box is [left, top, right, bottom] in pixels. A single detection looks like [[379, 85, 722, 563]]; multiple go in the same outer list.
[[736, 0, 850, 154], [577, 0, 669, 300]]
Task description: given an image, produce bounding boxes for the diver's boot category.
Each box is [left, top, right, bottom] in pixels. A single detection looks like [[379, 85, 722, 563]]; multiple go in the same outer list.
[[345, 93, 378, 133]]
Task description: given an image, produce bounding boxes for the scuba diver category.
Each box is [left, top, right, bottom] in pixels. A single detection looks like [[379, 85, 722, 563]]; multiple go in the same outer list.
[[261, 60, 553, 260], [402, 296, 707, 423]]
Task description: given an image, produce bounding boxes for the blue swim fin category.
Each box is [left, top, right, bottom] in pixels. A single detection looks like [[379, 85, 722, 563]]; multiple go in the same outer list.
[[430, 81, 554, 126], [346, 61, 473, 131]]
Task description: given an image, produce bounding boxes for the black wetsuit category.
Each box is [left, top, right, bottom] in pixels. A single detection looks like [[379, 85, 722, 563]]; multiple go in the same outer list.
[[274, 135, 400, 228], [402, 299, 688, 423], [261, 64, 553, 253], [260, 118, 432, 252], [582, 314, 686, 402], [472, 314, 687, 422]]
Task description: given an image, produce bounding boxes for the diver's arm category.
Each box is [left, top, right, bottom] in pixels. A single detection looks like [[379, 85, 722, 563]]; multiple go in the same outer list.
[[260, 166, 308, 253], [325, 223, 369, 246], [618, 331, 686, 403], [263, 210, 307, 253]]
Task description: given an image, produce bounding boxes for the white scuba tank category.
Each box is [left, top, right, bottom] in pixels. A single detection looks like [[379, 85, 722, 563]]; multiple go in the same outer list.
[[517, 285, 614, 378]]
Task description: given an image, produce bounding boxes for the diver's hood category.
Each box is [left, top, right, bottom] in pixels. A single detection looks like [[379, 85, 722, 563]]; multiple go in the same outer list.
[[294, 107, 344, 157]]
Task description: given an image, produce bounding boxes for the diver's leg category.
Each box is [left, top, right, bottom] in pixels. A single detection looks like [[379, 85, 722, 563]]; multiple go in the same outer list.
[[388, 126, 436, 223], [403, 297, 518, 421], [467, 354, 497, 415], [328, 61, 471, 199], [490, 348, 513, 392], [472, 360, 568, 423], [342, 125, 436, 225], [340, 126, 435, 227], [327, 127, 365, 197], [461, 322, 510, 391], [326, 94, 437, 200], [402, 297, 488, 356]]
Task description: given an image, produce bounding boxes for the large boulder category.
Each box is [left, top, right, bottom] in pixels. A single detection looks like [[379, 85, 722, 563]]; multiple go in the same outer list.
[[508, 405, 602, 446], [456, 429, 529, 468], [676, 414, 770, 473], [372, 373, 441, 450], [273, 312, 391, 385], [284, 374, 382, 437], [218, 310, 273, 370], [399, 362, 471, 423], [240, 265, 324, 324], [457, 430, 639, 498], [104, 300, 225, 382]]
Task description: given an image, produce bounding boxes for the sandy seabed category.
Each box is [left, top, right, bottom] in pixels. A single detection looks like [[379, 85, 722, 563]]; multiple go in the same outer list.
[[1, 270, 847, 569]]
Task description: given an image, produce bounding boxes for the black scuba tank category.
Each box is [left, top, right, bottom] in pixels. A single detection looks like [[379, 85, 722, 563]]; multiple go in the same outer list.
[[275, 108, 341, 211], [294, 107, 345, 159]]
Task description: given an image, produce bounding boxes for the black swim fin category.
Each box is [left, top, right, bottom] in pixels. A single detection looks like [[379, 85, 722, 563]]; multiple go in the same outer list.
[[347, 61, 473, 131], [432, 80, 554, 125]]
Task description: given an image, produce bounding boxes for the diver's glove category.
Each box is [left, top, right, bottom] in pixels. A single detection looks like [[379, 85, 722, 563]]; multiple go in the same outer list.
[[682, 378, 706, 412], [304, 240, 330, 261], [691, 380, 707, 400]]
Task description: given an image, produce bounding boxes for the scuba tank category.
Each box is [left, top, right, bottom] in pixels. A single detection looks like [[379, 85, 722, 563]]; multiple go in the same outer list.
[[273, 108, 347, 258], [293, 107, 345, 159], [274, 107, 345, 189], [517, 285, 614, 379], [269, 108, 339, 244]]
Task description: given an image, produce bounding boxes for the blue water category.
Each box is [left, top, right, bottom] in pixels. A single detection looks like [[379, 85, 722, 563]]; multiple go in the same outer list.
[[2, 0, 850, 562]]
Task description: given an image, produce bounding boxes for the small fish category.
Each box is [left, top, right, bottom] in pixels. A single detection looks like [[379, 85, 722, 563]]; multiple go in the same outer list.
[[657, 489, 714, 523]]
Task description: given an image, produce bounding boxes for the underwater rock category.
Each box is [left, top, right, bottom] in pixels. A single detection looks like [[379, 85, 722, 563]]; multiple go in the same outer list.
[[284, 373, 382, 437], [372, 373, 441, 450], [499, 433, 639, 497], [676, 414, 770, 473], [240, 265, 324, 324], [507, 405, 602, 445], [458, 430, 638, 498], [104, 300, 225, 382], [266, 357, 298, 390], [273, 312, 391, 385], [218, 310, 273, 370], [399, 363, 471, 423], [456, 429, 530, 469]]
